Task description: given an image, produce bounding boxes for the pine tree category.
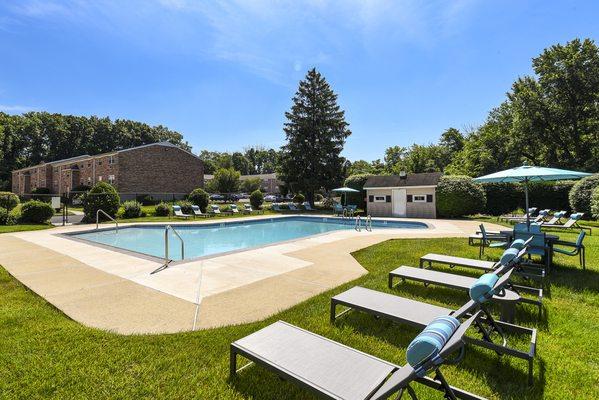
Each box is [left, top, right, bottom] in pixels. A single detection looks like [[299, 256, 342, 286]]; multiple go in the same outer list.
[[280, 68, 351, 205]]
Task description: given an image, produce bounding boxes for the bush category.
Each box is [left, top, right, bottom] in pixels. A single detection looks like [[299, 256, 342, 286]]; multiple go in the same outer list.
[[569, 174, 599, 217], [121, 200, 142, 219], [591, 187, 599, 220], [322, 196, 337, 209], [176, 200, 194, 215], [314, 193, 324, 202], [293, 193, 305, 204], [82, 182, 120, 221], [188, 188, 210, 212], [250, 190, 264, 209], [344, 174, 374, 210], [436, 175, 486, 218], [19, 200, 54, 223], [136, 194, 159, 206], [0, 207, 16, 225], [155, 202, 170, 216], [481, 181, 574, 215], [31, 187, 52, 202], [481, 183, 522, 215], [0, 191, 19, 211]]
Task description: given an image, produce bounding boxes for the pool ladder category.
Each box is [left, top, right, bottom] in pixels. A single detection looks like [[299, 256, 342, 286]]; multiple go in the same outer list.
[[151, 225, 185, 274], [354, 215, 373, 232], [96, 209, 118, 232]]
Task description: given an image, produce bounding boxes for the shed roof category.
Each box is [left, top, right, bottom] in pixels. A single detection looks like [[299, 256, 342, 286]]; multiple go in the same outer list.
[[364, 172, 442, 188]]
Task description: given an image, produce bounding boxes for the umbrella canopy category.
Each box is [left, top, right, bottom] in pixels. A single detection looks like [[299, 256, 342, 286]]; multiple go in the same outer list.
[[474, 165, 592, 228], [331, 187, 360, 206]]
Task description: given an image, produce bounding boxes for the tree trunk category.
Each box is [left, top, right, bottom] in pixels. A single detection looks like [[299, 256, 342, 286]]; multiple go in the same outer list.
[[307, 191, 314, 207]]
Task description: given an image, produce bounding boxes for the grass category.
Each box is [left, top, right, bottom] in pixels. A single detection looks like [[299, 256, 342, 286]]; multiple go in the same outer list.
[[1, 227, 598, 398], [0, 223, 52, 233]]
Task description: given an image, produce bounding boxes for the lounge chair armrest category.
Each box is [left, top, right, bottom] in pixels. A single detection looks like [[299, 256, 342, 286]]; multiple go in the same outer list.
[[552, 240, 575, 246]]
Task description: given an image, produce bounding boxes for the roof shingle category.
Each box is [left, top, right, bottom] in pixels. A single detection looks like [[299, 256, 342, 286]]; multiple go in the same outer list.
[[364, 172, 442, 188]]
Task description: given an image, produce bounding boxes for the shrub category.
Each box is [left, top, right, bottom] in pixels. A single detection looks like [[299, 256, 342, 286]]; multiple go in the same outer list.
[[322, 196, 337, 209], [591, 187, 599, 220], [188, 188, 210, 212], [176, 200, 193, 215], [344, 174, 374, 210], [19, 200, 54, 223], [136, 194, 159, 206], [0, 207, 16, 225], [155, 202, 170, 216], [31, 187, 52, 202], [436, 175, 486, 218], [314, 193, 324, 202], [82, 182, 120, 221], [250, 190, 264, 209], [121, 200, 143, 219], [569, 174, 599, 217], [481, 182, 522, 215], [293, 193, 305, 204], [0, 191, 19, 211]]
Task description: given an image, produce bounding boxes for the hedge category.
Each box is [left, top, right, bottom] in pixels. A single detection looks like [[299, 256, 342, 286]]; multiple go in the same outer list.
[[0, 207, 16, 225], [19, 200, 54, 223], [591, 187, 599, 220], [82, 182, 120, 221], [436, 176, 486, 217], [31, 187, 52, 202], [344, 174, 373, 210], [481, 181, 574, 216], [0, 191, 19, 211], [569, 174, 599, 217]]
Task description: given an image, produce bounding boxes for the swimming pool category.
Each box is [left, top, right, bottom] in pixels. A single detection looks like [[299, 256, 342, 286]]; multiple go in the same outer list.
[[68, 216, 427, 261]]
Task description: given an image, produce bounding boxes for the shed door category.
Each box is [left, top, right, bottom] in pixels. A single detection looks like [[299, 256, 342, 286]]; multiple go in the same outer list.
[[392, 189, 406, 217]]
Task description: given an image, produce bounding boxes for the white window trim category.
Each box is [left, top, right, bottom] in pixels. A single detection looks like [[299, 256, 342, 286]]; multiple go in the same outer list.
[[413, 195, 427, 202], [373, 196, 386, 203], [364, 185, 437, 190]]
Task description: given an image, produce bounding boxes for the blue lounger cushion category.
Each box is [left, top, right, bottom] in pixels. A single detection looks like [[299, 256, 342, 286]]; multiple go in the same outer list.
[[406, 316, 460, 368], [500, 247, 520, 266], [509, 239, 526, 251], [469, 273, 499, 303]]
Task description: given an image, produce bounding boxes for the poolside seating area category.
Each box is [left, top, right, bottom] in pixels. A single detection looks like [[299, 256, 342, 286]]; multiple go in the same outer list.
[[232, 237, 541, 396]]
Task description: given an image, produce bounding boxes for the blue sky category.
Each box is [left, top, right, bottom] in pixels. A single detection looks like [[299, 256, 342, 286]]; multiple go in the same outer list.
[[1, 1, 598, 161]]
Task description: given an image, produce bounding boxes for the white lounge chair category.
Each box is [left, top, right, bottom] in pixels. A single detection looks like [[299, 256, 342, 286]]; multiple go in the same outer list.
[[172, 205, 191, 219], [209, 204, 222, 216], [302, 202, 315, 211], [229, 204, 240, 214], [287, 202, 299, 211], [191, 205, 209, 218]]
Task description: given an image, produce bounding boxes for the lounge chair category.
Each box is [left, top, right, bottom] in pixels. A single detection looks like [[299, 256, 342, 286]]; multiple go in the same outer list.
[[302, 201, 315, 211], [271, 203, 281, 211], [209, 204, 221, 216], [389, 248, 543, 321], [553, 231, 586, 269], [468, 224, 505, 246], [333, 203, 343, 216], [287, 202, 299, 211], [231, 313, 486, 400], [472, 224, 509, 257], [172, 205, 191, 219], [229, 204, 240, 214], [499, 207, 538, 222], [540, 211, 567, 226], [331, 269, 536, 385], [243, 204, 256, 214], [191, 205, 209, 218], [541, 213, 591, 235]]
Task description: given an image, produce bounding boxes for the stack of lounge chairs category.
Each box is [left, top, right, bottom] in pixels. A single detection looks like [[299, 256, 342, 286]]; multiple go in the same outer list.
[[231, 239, 543, 398]]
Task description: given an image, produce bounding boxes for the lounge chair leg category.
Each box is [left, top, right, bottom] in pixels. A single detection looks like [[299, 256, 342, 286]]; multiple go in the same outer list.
[[388, 274, 395, 288], [330, 301, 337, 323], [528, 359, 534, 386], [229, 347, 237, 378]]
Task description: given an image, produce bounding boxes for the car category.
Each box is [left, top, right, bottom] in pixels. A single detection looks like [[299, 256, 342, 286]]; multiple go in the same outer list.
[[264, 195, 277, 202], [209, 194, 225, 201]]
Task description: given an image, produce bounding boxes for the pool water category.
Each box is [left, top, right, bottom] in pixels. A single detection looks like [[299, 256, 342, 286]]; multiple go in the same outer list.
[[71, 216, 427, 261]]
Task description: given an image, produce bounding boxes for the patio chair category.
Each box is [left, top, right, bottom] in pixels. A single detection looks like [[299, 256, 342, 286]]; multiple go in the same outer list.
[[553, 231, 586, 269], [243, 204, 254, 214], [514, 223, 551, 268], [231, 313, 487, 400], [229, 204, 240, 214], [541, 213, 592, 235], [172, 205, 191, 219], [271, 203, 281, 211], [302, 201, 315, 211], [209, 204, 222, 216], [468, 224, 504, 246], [333, 203, 343, 216], [287, 202, 299, 211], [191, 205, 209, 218], [499, 207, 538, 222], [389, 247, 543, 320], [475, 224, 509, 257], [540, 211, 567, 226], [331, 269, 537, 385]]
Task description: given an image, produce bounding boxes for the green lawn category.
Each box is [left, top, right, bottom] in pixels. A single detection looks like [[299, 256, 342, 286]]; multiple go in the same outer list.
[[1, 228, 598, 399], [0, 223, 52, 234]]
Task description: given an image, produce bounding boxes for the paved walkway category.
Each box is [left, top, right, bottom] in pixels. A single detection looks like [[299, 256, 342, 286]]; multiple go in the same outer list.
[[0, 216, 504, 334]]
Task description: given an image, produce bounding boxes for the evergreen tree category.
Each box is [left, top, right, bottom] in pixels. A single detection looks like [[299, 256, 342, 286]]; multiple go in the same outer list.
[[279, 68, 351, 205]]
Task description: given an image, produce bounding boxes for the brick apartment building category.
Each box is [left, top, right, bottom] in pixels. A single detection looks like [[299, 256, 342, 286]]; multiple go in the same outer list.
[[12, 142, 204, 196]]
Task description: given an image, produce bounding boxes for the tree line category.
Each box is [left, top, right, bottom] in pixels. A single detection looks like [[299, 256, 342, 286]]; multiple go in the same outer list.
[[198, 146, 280, 175], [346, 38, 599, 177], [0, 112, 190, 189]]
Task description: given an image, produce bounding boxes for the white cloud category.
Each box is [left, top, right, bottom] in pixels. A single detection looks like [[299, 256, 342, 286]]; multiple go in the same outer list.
[[0, 104, 37, 113]]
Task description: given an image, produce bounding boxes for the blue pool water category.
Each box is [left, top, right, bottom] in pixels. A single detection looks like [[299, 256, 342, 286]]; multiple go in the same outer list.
[[70, 216, 427, 261]]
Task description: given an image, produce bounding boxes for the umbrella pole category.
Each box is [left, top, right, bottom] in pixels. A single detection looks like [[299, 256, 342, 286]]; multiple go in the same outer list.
[[525, 178, 530, 230]]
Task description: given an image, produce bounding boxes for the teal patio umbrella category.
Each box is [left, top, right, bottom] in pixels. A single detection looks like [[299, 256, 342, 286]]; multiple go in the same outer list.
[[332, 187, 360, 206], [473, 165, 592, 228]]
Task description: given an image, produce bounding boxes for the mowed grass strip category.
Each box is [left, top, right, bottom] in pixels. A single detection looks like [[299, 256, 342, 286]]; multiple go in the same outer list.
[[1, 229, 598, 399]]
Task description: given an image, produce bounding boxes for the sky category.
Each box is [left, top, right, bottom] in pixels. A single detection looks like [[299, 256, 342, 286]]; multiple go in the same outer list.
[[1, 1, 598, 161]]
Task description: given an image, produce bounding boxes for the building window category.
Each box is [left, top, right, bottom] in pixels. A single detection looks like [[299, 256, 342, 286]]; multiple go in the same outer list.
[[87, 177, 91, 184], [108, 175, 115, 184], [108, 156, 115, 165], [98, 176, 103, 181], [413, 195, 427, 202], [98, 161, 102, 165], [373, 196, 386, 202]]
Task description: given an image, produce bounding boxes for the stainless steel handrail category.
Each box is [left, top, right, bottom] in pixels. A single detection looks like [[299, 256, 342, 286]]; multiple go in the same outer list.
[[355, 215, 361, 231], [164, 225, 185, 263], [366, 215, 372, 232], [96, 209, 118, 231]]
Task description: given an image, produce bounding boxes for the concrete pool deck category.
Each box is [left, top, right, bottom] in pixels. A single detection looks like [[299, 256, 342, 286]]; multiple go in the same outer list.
[[0, 215, 504, 334]]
